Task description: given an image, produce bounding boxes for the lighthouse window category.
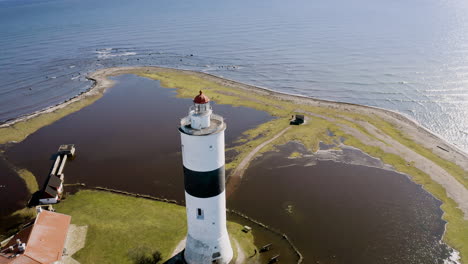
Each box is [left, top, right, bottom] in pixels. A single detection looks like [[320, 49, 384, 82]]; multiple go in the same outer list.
[[197, 208, 204, 220]]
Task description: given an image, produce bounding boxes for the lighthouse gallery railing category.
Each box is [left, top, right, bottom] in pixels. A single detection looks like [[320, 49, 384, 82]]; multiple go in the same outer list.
[[180, 114, 225, 135]]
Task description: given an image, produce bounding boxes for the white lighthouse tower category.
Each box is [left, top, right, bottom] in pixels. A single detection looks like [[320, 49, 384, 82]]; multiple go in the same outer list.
[[179, 91, 233, 264]]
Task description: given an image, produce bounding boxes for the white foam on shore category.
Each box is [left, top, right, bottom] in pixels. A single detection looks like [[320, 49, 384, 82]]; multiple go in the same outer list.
[[95, 48, 137, 59], [444, 249, 461, 264]]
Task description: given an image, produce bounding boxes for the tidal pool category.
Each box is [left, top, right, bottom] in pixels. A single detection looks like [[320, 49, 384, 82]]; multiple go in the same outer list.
[[228, 143, 452, 264]]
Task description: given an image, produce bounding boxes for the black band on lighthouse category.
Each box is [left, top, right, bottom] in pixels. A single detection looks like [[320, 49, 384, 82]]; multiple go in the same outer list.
[[184, 166, 225, 198]]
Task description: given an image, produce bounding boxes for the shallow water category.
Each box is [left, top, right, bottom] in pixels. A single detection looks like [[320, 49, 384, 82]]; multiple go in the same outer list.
[[228, 143, 452, 263], [4, 74, 273, 208], [227, 213, 299, 263], [1, 0, 468, 151], [0, 158, 28, 216]]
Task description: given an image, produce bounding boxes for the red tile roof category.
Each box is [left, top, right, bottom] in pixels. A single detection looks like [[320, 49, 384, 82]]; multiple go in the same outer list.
[[0, 211, 71, 264], [193, 91, 210, 104]]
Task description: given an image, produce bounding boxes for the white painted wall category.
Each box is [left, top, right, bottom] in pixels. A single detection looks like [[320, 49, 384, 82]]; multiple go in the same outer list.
[[185, 191, 229, 241], [185, 191, 233, 264], [190, 109, 212, 130], [181, 131, 225, 172], [39, 196, 58, 205]]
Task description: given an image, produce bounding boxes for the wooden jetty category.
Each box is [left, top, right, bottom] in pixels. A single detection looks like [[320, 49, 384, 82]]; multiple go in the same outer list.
[[39, 145, 76, 205]]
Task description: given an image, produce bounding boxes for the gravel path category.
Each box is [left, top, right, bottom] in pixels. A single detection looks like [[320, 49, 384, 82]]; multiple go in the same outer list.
[[57, 224, 88, 264]]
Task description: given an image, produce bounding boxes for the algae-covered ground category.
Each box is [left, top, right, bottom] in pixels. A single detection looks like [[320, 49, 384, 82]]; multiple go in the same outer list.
[[54, 190, 258, 264], [0, 66, 466, 262]]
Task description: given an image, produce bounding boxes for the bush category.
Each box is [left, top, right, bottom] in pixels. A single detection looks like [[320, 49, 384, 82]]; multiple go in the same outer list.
[[128, 246, 162, 264]]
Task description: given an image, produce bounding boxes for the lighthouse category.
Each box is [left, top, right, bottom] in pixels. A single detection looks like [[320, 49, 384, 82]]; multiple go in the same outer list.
[[179, 91, 233, 264]]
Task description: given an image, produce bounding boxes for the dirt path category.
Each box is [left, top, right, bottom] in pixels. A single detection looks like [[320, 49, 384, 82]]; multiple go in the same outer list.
[[233, 239, 246, 264], [170, 237, 186, 257], [226, 126, 291, 197], [297, 109, 468, 218], [354, 120, 468, 216]]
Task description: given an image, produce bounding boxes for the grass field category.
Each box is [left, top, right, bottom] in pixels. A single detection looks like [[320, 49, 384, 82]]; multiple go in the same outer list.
[[54, 190, 257, 264], [17, 169, 39, 194]]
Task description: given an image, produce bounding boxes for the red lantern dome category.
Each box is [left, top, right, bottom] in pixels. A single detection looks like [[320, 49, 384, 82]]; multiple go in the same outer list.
[[193, 91, 210, 104]]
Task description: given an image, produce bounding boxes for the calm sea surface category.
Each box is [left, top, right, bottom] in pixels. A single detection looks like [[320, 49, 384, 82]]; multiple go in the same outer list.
[[1, 0, 468, 151]]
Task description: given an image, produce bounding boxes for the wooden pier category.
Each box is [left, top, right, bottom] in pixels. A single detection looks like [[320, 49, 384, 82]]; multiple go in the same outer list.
[[39, 145, 76, 205]]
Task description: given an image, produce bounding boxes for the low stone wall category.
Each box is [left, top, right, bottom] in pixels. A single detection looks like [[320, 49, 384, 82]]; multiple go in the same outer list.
[[92, 187, 179, 204]]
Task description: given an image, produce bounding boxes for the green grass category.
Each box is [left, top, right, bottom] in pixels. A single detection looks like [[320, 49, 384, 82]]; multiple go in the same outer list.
[[363, 115, 468, 189], [54, 190, 258, 264], [227, 222, 258, 262], [136, 71, 293, 117], [16, 169, 39, 194], [289, 152, 302, 158], [54, 190, 186, 263]]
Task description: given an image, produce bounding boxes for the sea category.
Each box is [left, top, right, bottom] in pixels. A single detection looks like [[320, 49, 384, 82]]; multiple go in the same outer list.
[[1, 0, 468, 152]]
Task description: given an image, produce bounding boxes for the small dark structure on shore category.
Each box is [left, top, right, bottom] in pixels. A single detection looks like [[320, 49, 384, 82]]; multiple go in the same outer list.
[[39, 145, 76, 205], [242, 226, 252, 233], [290, 114, 305, 125]]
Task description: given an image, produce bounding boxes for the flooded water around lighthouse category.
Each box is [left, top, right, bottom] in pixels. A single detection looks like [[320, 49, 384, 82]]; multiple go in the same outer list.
[[228, 143, 453, 264], [0, 75, 456, 263], [3, 74, 273, 209], [0, 158, 29, 217]]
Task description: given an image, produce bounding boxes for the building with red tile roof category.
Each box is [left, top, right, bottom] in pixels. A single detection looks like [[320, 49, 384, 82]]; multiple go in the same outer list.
[[0, 210, 71, 264]]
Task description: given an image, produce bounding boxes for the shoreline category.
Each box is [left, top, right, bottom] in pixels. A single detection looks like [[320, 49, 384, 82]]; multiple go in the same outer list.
[[200, 70, 468, 155], [1, 66, 466, 161], [0, 66, 466, 262], [1, 65, 467, 212], [0, 67, 119, 130], [1, 66, 466, 158]]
